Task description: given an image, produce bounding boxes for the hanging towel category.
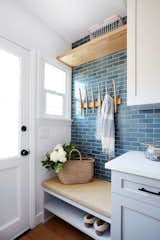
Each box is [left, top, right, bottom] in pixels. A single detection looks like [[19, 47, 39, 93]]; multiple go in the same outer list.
[[95, 94, 115, 158], [95, 106, 102, 141]]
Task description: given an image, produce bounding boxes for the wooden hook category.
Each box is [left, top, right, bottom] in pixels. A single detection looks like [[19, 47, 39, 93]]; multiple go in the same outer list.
[[113, 80, 117, 113], [85, 86, 89, 113], [79, 88, 83, 115], [98, 83, 102, 108], [91, 86, 95, 113]]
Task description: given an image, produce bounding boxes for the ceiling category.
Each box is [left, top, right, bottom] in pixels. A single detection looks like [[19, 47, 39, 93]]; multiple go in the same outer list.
[[16, 0, 126, 43]]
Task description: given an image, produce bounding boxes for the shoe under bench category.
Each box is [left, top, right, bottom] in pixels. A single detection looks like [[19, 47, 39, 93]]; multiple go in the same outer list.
[[42, 177, 111, 240]]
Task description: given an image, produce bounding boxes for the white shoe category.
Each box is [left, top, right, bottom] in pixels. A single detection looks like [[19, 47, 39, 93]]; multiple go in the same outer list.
[[83, 214, 97, 228], [94, 219, 110, 235]]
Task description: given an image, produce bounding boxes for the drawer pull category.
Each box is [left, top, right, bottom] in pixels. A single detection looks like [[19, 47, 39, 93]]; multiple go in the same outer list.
[[138, 187, 160, 196]]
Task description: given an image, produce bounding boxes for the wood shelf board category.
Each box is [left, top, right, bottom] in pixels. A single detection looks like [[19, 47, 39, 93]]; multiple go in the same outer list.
[[57, 25, 127, 67], [45, 199, 111, 240]]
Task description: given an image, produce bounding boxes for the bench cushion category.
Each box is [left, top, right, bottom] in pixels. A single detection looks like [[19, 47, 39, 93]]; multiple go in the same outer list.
[[42, 178, 111, 218]]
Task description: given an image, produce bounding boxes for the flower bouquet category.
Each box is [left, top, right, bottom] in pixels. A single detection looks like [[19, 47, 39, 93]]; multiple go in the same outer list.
[[41, 143, 75, 173], [42, 143, 94, 184]]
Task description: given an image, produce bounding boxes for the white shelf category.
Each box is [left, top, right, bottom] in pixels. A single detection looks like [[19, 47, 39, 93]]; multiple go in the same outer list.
[[45, 198, 111, 240], [43, 187, 111, 224]]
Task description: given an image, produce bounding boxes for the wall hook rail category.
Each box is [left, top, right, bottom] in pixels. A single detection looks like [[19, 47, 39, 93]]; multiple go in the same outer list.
[[79, 80, 121, 114]]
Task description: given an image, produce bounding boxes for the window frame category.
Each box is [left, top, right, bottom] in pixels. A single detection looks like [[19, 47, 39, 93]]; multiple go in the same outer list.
[[38, 56, 71, 120]]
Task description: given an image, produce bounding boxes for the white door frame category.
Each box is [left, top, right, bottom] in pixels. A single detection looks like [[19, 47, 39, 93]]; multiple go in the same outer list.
[[28, 49, 37, 229], [12, 49, 37, 234], [12, 50, 37, 238]]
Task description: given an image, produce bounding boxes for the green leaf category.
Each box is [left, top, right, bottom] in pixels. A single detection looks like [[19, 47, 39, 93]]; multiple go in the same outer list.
[[54, 162, 63, 173], [63, 143, 76, 160]]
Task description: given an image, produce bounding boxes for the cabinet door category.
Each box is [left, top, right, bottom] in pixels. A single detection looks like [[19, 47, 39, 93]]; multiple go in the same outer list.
[[127, 0, 160, 106], [112, 193, 160, 240]]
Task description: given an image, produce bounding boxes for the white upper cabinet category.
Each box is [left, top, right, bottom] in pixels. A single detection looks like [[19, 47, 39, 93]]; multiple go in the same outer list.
[[127, 0, 160, 106]]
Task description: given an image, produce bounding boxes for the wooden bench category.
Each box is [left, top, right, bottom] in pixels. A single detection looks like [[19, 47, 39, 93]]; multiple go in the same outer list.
[[42, 178, 111, 240]]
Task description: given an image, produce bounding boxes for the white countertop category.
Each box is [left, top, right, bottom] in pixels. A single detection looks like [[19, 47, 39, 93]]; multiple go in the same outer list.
[[105, 151, 160, 180]]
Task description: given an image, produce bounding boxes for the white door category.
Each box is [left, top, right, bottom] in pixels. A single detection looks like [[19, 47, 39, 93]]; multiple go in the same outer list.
[[0, 38, 30, 240]]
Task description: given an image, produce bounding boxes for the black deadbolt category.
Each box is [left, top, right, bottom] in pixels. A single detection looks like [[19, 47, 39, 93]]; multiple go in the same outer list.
[[21, 149, 29, 156], [21, 125, 27, 132]]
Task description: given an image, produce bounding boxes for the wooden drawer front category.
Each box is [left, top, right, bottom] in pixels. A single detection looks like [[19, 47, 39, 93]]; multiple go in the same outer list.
[[112, 171, 160, 207]]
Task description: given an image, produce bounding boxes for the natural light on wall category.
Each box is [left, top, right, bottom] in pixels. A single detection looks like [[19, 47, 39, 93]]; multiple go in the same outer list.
[[0, 49, 20, 158]]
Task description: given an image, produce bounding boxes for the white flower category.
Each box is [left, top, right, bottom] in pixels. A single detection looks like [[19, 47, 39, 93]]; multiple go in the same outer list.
[[54, 144, 63, 151], [50, 144, 67, 163], [50, 151, 58, 162], [58, 148, 67, 163]]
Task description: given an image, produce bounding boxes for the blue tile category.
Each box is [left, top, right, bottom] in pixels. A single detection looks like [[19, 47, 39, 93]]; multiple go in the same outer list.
[[71, 37, 160, 181]]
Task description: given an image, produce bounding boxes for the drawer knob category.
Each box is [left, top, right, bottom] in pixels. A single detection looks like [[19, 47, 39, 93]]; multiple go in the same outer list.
[[138, 187, 160, 196]]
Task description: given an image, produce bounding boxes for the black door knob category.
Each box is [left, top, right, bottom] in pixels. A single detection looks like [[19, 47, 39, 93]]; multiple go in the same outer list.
[[21, 125, 27, 132], [21, 149, 29, 156]]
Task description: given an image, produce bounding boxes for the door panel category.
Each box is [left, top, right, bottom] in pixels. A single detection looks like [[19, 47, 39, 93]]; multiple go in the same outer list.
[[0, 38, 30, 240], [0, 166, 20, 228]]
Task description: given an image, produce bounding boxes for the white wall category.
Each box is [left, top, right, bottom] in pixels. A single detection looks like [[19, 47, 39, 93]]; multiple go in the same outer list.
[[36, 118, 71, 218], [0, 0, 71, 224], [0, 0, 70, 58]]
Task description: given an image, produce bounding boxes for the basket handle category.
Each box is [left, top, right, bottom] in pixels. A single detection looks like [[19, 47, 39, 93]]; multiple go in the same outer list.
[[69, 149, 82, 161]]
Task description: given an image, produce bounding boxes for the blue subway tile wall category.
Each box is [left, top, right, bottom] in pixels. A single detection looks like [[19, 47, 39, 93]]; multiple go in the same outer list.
[[71, 42, 160, 181]]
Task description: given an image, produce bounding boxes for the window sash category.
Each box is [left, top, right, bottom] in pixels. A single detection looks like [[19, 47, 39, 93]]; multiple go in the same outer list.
[[44, 63, 66, 94], [44, 62, 67, 118], [37, 56, 71, 120], [44, 89, 66, 118]]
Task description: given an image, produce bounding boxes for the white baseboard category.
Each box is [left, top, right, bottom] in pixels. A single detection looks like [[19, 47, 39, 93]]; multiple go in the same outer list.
[[34, 212, 43, 226], [34, 211, 54, 227]]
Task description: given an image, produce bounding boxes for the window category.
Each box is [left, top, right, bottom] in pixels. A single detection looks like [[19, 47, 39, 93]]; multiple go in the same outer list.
[[0, 49, 20, 158], [43, 62, 70, 119]]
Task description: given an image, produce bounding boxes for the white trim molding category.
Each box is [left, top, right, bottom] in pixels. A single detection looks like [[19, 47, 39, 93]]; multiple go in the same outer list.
[[34, 212, 43, 226], [28, 49, 37, 228]]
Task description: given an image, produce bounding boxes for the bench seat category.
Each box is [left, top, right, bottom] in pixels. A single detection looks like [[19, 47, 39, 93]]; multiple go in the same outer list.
[[42, 177, 111, 219]]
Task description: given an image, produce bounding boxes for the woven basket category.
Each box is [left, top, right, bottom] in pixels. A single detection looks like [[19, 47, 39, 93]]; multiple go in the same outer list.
[[58, 149, 94, 185]]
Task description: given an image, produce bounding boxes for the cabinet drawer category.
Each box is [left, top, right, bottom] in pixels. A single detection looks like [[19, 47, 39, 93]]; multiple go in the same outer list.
[[112, 171, 160, 207]]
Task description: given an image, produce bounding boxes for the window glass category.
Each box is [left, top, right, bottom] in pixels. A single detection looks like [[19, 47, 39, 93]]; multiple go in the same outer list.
[[44, 63, 66, 94], [0, 49, 19, 158], [46, 93, 63, 116]]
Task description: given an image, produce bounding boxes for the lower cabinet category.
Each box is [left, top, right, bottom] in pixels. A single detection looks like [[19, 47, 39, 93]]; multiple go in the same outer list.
[[106, 153, 160, 240], [112, 191, 160, 240]]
